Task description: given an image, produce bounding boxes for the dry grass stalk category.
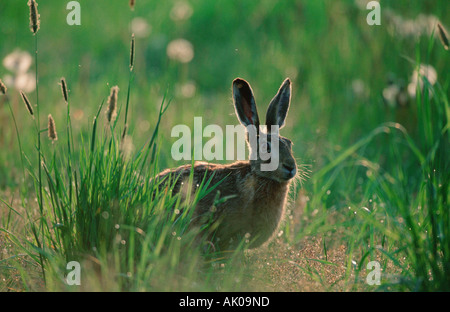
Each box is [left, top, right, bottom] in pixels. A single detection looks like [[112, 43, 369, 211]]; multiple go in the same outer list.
[[28, 0, 40, 34], [48, 114, 58, 141], [106, 86, 119, 123], [20, 91, 34, 116]]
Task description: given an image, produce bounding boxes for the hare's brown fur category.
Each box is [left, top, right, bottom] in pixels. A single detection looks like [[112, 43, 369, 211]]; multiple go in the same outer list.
[[155, 78, 297, 251], [156, 161, 291, 250]]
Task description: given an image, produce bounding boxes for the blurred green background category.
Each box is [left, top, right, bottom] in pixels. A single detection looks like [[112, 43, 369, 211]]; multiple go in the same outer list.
[[0, 0, 449, 200]]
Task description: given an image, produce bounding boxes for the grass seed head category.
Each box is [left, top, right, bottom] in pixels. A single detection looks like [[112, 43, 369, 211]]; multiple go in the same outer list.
[[20, 91, 34, 116], [106, 86, 119, 123], [437, 23, 449, 51], [48, 114, 58, 141], [0, 79, 7, 95], [122, 124, 128, 141], [60, 77, 68, 103], [130, 33, 135, 71], [28, 0, 40, 34]]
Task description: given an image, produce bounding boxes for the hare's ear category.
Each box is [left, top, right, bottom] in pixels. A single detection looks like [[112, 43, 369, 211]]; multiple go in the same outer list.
[[266, 78, 291, 131], [232, 78, 260, 129]]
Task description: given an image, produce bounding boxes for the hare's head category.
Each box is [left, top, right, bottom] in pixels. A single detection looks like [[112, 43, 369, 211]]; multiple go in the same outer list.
[[232, 78, 296, 182]]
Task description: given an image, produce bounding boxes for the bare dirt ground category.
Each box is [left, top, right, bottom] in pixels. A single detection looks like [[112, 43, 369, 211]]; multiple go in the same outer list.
[[243, 236, 353, 291]]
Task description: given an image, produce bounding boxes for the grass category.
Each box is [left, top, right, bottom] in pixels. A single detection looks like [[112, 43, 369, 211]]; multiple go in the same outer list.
[[0, 0, 449, 292]]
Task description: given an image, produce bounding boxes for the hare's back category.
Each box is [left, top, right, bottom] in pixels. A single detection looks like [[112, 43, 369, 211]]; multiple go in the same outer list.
[[154, 161, 251, 201]]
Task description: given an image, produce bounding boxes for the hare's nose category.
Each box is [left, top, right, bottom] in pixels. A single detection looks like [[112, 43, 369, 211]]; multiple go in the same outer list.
[[282, 164, 296, 178]]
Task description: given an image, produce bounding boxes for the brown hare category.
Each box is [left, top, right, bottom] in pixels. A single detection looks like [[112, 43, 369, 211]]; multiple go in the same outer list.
[[155, 78, 297, 251]]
